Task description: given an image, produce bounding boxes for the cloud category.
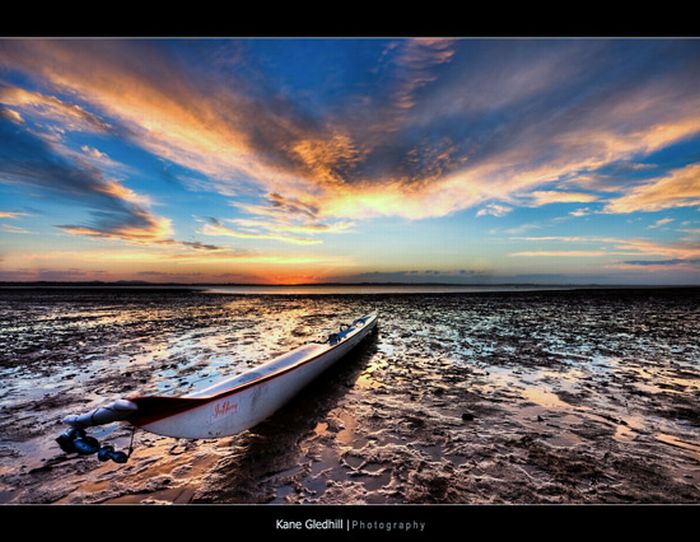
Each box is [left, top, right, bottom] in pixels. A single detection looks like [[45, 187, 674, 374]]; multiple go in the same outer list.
[[1, 39, 699, 229], [200, 221, 322, 245], [290, 133, 367, 187], [569, 207, 592, 217], [512, 235, 619, 243], [0, 224, 30, 234], [510, 250, 609, 257], [229, 217, 353, 235], [648, 217, 674, 229], [225, 192, 353, 244], [621, 258, 700, 267], [610, 238, 700, 260], [679, 227, 700, 238], [1, 107, 24, 124], [604, 164, 700, 213], [0, 114, 171, 243], [476, 203, 512, 217], [528, 191, 599, 206], [387, 39, 456, 114], [80, 145, 107, 159], [501, 223, 541, 235], [0, 85, 112, 133], [511, 235, 700, 271], [0, 40, 318, 196], [57, 213, 172, 243], [172, 240, 227, 251], [0, 211, 28, 218]]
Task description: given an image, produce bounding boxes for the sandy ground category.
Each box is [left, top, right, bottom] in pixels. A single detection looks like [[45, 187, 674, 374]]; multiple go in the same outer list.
[[0, 287, 698, 504]]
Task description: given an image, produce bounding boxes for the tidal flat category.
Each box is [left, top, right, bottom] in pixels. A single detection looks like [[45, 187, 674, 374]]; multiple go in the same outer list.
[[0, 287, 698, 504]]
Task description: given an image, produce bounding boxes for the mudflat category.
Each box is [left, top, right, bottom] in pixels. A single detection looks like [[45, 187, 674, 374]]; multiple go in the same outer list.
[[0, 287, 698, 503]]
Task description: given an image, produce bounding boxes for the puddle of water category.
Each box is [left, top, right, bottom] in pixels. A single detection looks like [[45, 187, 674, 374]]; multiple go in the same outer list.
[[360, 470, 391, 491], [421, 444, 443, 461], [309, 448, 337, 476], [522, 388, 571, 409], [446, 454, 469, 466], [273, 484, 296, 503], [336, 411, 368, 449], [344, 454, 364, 469]]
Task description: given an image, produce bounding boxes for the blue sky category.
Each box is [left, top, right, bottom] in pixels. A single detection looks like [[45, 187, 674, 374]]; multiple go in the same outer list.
[[0, 38, 699, 284]]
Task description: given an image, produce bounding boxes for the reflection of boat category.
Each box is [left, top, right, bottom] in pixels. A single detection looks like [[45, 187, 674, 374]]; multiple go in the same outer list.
[[60, 312, 378, 445]]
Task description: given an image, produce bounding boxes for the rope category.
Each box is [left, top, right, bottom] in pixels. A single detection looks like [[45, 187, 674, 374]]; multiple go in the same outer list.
[[127, 425, 137, 458]]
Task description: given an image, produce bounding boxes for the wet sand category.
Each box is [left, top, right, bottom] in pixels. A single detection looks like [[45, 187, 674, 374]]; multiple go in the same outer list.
[[0, 287, 698, 504]]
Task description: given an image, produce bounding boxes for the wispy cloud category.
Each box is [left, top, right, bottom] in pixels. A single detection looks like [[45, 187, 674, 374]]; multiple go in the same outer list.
[[200, 220, 322, 246], [648, 217, 674, 229], [1, 39, 699, 284], [569, 207, 592, 217], [0, 84, 112, 133], [388, 39, 456, 115], [501, 223, 541, 235], [476, 203, 512, 218], [0, 107, 23, 124], [512, 235, 700, 269], [227, 192, 353, 244], [0, 224, 30, 234], [604, 164, 700, 213], [0, 114, 170, 243], [619, 258, 700, 267], [510, 250, 609, 257], [0, 211, 28, 218], [528, 191, 599, 207], [2, 39, 698, 227]]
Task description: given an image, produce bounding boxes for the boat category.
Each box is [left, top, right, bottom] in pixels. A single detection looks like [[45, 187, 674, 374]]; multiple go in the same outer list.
[[59, 312, 378, 449]]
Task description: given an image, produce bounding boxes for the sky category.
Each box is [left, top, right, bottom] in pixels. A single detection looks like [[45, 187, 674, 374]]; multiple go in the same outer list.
[[0, 38, 699, 285]]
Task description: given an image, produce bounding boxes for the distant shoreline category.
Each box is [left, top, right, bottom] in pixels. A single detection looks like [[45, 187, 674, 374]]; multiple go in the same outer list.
[[1, 282, 698, 297], [1, 281, 699, 288]]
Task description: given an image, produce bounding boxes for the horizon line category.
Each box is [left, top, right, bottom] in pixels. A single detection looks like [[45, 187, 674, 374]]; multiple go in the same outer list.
[[1, 280, 699, 288]]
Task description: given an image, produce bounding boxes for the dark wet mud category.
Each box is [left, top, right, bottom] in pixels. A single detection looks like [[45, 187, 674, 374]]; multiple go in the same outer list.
[[0, 288, 698, 503]]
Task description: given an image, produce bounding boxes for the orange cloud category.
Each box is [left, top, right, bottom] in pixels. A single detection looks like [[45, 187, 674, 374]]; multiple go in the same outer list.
[[291, 133, 366, 186], [510, 235, 700, 271], [604, 163, 700, 213], [611, 238, 700, 260], [59, 212, 173, 243], [3, 40, 699, 227], [1, 107, 23, 124], [97, 179, 153, 207], [0, 85, 111, 132], [0, 211, 28, 218]]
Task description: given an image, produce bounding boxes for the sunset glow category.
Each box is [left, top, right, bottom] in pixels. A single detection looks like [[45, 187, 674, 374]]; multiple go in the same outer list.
[[1, 38, 699, 284]]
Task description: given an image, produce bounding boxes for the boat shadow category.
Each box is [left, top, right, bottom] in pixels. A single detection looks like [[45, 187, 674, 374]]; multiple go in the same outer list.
[[194, 329, 381, 502]]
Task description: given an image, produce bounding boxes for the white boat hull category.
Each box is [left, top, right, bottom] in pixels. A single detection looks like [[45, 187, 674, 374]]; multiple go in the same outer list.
[[129, 312, 377, 439]]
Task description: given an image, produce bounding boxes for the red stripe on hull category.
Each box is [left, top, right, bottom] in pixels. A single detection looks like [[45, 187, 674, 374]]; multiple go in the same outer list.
[[128, 317, 376, 428]]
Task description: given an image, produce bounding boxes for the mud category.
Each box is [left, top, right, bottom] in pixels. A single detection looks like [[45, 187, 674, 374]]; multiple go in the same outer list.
[[0, 287, 698, 503]]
